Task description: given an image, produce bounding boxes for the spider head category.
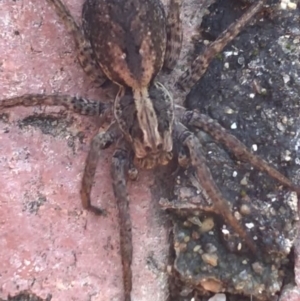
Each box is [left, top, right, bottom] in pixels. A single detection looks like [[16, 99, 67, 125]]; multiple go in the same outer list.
[[115, 83, 174, 169]]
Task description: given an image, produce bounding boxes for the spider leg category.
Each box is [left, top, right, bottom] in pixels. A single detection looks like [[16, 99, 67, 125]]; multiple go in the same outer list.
[[111, 138, 134, 301], [173, 121, 258, 254], [46, 0, 106, 86], [163, 0, 183, 71], [0, 94, 111, 117], [80, 121, 121, 215], [181, 110, 300, 195], [177, 144, 191, 169], [178, 0, 265, 91]]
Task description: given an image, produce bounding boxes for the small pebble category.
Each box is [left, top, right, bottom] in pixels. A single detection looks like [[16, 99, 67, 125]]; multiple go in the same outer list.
[[188, 216, 202, 227], [208, 293, 226, 301], [283, 74, 290, 84], [237, 56, 245, 65], [205, 243, 217, 254], [225, 107, 234, 114], [252, 262, 264, 275], [251, 144, 258, 152], [240, 176, 248, 186], [276, 122, 285, 132], [237, 242, 242, 251], [230, 122, 237, 129], [193, 245, 201, 252], [200, 217, 215, 233], [234, 211, 242, 220], [245, 222, 254, 229], [202, 253, 218, 266], [222, 228, 230, 235], [240, 204, 251, 215], [288, 1, 297, 9], [184, 236, 190, 243]]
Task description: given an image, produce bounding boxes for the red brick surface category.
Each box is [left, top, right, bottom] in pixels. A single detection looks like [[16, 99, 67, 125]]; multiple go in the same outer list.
[[0, 1, 168, 300]]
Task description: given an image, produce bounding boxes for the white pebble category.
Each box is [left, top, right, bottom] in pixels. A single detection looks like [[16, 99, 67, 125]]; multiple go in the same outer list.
[[288, 2, 297, 9], [245, 222, 255, 229], [208, 293, 226, 301], [280, 2, 287, 9], [230, 122, 237, 129], [251, 144, 258, 152], [222, 228, 230, 235]]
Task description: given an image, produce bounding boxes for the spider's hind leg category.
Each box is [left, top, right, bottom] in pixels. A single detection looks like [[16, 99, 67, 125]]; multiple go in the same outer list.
[[46, 0, 107, 86], [172, 121, 258, 254], [181, 110, 300, 195], [178, 0, 265, 91], [163, 0, 183, 71], [111, 138, 135, 301]]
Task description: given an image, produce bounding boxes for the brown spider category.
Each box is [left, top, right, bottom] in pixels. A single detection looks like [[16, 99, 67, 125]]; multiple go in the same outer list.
[[1, 0, 300, 300]]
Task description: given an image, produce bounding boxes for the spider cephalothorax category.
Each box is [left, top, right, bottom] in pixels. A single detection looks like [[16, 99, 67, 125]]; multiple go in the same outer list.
[[1, 0, 300, 301]]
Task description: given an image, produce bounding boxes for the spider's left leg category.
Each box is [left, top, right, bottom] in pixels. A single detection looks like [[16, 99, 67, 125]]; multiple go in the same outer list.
[[80, 121, 121, 215], [46, 0, 107, 86], [177, 0, 265, 91], [163, 0, 183, 71], [111, 138, 135, 301], [0, 94, 111, 118], [181, 110, 300, 195], [173, 121, 258, 254]]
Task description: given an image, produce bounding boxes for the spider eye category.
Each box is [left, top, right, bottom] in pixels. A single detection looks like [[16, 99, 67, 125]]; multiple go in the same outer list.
[[144, 146, 152, 153], [157, 143, 163, 151]]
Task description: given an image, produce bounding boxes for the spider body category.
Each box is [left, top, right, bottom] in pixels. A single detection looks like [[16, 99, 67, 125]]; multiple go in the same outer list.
[[82, 0, 167, 87], [83, 0, 174, 164], [1, 0, 300, 301]]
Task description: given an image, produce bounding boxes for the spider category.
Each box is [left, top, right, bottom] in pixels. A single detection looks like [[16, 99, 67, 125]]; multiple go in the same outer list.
[[1, 0, 300, 300]]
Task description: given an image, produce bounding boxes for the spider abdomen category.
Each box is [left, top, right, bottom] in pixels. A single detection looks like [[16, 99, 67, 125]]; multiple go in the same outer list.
[[82, 0, 167, 89]]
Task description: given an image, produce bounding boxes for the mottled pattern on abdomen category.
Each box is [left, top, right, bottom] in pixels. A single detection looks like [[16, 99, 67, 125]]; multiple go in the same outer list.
[[82, 0, 166, 89]]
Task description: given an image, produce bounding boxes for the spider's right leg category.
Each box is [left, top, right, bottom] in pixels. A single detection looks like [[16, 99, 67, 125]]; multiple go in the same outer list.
[[172, 121, 258, 254], [80, 121, 121, 215], [46, 0, 106, 86], [178, 0, 265, 91], [0, 94, 111, 118], [163, 0, 183, 71], [181, 110, 300, 195]]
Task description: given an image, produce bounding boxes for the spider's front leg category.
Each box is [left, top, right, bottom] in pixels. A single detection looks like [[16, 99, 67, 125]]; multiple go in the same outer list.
[[173, 121, 258, 254], [163, 0, 183, 71], [181, 110, 300, 195], [0, 94, 111, 118], [110, 138, 136, 301], [80, 121, 121, 215]]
